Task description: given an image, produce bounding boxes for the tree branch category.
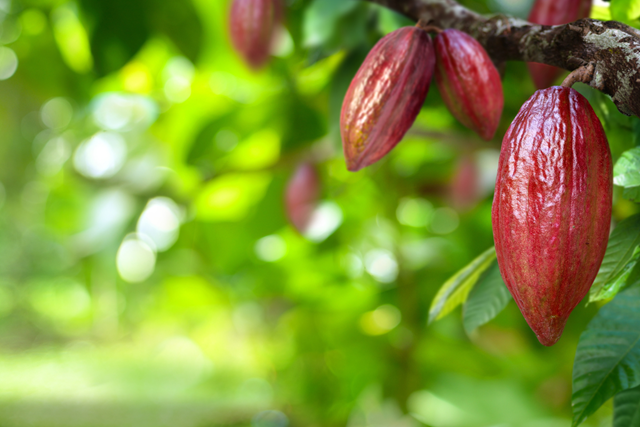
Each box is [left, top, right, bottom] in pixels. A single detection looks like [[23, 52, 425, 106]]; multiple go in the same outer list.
[[365, 0, 640, 118]]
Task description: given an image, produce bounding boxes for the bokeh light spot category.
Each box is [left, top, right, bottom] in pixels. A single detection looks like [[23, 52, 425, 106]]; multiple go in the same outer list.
[[396, 197, 434, 227], [116, 234, 156, 283], [40, 97, 73, 130], [430, 208, 460, 235], [364, 249, 398, 283], [360, 304, 401, 335], [255, 235, 286, 262], [304, 201, 343, 242], [252, 410, 289, 427], [73, 132, 126, 179], [0, 47, 18, 80], [137, 197, 182, 252]]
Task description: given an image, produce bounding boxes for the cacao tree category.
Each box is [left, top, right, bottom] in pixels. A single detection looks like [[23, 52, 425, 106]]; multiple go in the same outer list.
[[2, 0, 640, 425]]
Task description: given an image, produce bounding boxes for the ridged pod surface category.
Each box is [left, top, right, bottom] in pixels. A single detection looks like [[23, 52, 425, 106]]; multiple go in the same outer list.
[[340, 26, 435, 171], [285, 162, 320, 233], [527, 0, 592, 89], [229, 0, 282, 69], [492, 87, 612, 346], [434, 29, 503, 140]]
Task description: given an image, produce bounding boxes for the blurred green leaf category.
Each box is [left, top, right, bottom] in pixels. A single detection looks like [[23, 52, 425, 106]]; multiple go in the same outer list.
[[281, 96, 326, 150], [147, 0, 203, 62], [572, 286, 640, 427], [79, 0, 150, 75], [186, 111, 238, 166], [302, 0, 359, 48], [462, 259, 512, 334], [611, 0, 640, 27], [429, 247, 496, 324], [590, 214, 640, 302], [614, 148, 640, 200], [614, 385, 640, 427]]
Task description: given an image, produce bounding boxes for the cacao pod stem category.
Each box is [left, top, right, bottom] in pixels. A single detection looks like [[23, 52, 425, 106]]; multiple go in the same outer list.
[[560, 63, 595, 88]]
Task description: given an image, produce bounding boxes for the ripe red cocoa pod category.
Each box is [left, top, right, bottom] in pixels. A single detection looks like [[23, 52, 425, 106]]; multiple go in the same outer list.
[[340, 26, 435, 171], [229, 0, 283, 69], [434, 29, 503, 141], [285, 162, 320, 233], [527, 0, 592, 89], [492, 86, 612, 346]]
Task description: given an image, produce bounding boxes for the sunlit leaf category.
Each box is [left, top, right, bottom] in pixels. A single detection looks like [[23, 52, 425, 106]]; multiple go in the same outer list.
[[590, 214, 640, 302], [462, 259, 512, 333], [614, 385, 640, 427], [614, 147, 640, 189], [428, 247, 496, 324], [572, 286, 640, 427]]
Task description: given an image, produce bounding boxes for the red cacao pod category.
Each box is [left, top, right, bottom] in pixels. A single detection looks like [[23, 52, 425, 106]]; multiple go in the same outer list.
[[434, 29, 503, 141], [229, 0, 283, 69], [340, 26, 435, 171], [527, 0, 592, 89], [492, 86, 612, 346], [285, 162, 320, 233]]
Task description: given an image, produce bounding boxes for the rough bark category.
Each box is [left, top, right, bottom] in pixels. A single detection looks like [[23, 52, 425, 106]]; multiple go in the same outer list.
[[366, 0, 640, 118]]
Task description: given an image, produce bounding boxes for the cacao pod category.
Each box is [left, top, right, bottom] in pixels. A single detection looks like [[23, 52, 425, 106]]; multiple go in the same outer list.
[[527, 0, 592, 89], [285, 162, 320, 233], [229, 0, 283, 69], [450, 154, 481, 212], [434, 29, 503, 141], [340, 26, 435, 171], [492, 86, 612, 346]]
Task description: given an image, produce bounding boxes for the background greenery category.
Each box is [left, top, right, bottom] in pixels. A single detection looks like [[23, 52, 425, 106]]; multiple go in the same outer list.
[[0, 0, 638, 426]]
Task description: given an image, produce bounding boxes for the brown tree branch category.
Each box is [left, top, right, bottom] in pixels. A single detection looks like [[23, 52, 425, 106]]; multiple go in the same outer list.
[[365, 0, 640, 118]]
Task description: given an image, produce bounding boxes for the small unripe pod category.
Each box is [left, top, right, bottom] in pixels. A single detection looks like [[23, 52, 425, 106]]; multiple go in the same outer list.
[[340, 26, 436, 171], [285, 162, 320, 233], [229, 0, 283, 69], [492, 86, 612, 346]]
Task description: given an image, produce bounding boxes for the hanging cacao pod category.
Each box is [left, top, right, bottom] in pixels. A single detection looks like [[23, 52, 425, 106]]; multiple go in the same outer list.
[[492, 86, 612, 346], [450, 154, 481, 211], [434, 29, 503, 141], [527, 0, 592, 89], [285, 162, 320, 233], [340, 26, 436, 171], [229, 0, 283, 69]]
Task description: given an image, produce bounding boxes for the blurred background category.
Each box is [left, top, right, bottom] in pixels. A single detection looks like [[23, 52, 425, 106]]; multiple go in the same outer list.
[[0, 0, 637, 426]]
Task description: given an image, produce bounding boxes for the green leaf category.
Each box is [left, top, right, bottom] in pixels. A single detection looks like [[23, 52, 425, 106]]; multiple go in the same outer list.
[[302, 0, 358, 48], [462, 259, 512, 334], [614, 385, 640, 427], [79, 0, 150, 76], [611, 0, 640, 27], [186, 111, 238, 166], [624, 187, 640, 203], [614, 147, 640, 189], [590, 214, 640, 302], [148, 0, 203, 62], [428, 247, 496, 324], [571, 286, 640, 427]]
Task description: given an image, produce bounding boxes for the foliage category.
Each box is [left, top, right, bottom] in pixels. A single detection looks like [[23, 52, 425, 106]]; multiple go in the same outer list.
[[0, 0, 639, 426]]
